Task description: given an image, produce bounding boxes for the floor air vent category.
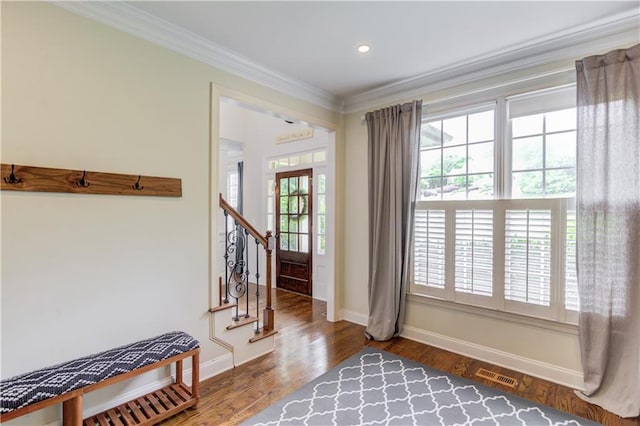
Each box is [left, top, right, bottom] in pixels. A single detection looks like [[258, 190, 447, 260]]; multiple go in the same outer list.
[[475, 368, 518, 388]]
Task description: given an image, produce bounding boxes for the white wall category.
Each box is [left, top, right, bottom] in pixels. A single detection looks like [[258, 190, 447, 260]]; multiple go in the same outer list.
[[0, 3, 338, 424], [342, 112, 371, 322]]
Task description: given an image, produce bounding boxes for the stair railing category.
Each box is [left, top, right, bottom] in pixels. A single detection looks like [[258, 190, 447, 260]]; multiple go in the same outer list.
[[219, 194, 275, 332]]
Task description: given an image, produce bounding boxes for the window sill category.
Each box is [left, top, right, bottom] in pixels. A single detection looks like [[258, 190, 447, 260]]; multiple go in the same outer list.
[[406, 292, 579, 335]]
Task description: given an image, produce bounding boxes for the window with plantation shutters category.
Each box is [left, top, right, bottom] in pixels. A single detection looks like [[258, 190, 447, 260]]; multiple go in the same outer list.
[[411, 199, 575, 321], [411, 85, 578, 324]]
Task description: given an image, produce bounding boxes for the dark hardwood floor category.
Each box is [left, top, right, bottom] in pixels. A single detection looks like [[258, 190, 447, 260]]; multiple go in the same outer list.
[[164, 289, 638, 426]]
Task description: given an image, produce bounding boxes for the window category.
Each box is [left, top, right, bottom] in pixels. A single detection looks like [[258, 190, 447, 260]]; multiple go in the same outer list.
[[226, 169, 239, 231], [420, 106, 495, 200], [509, 87, 577, 198], [317, 174, 327, 255], [278, 175, 310, 253], [412, 86, 578, 323], [268, 149, 327, 171]]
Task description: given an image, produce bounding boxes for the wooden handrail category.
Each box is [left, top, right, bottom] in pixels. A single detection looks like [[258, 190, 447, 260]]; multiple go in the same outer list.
[[219, 194, 268, 247], [219, 193, 275, 331]]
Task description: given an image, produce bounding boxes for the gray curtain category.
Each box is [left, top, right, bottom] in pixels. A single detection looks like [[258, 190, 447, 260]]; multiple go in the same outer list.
[[365, 100, 422, 341], [575, 43, 640, 418]]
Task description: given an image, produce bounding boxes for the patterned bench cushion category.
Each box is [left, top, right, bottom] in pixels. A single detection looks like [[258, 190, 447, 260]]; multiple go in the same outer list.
[[0, 331, 199, 414]]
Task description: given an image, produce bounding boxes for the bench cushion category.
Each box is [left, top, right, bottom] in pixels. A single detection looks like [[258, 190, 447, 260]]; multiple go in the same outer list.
[[0, 331, 199, 414]]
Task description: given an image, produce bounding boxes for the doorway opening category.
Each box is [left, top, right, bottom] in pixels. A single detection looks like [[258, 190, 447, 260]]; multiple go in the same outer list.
[[212, 87, 337, 320]]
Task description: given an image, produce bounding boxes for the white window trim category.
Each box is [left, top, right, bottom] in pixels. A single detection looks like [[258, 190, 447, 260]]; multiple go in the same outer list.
[[414, 81, 580, 325]]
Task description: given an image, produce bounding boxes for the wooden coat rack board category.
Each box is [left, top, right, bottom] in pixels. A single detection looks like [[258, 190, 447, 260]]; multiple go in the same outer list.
[[0, 163, 182, 197]]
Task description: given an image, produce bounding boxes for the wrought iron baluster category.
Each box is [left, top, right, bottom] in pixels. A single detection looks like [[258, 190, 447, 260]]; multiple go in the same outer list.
[[255, 237, 261, 334], [226, 223, 248, 322], [244, 228, 250, 318], [223, 210, 229, 304], [233, 224, 240, 321]]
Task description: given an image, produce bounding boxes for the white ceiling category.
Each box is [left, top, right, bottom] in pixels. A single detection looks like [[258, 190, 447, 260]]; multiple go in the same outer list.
[[127, 1, 638, 100], [56, 1, 639, 112]]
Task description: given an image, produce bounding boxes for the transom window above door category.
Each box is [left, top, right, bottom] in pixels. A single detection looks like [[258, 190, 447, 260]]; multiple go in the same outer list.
[[268, 149, 327, 170]]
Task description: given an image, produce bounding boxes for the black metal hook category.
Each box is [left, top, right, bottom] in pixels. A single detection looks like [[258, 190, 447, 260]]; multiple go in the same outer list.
[[76, 170, 90, 188], [3, 164, 23, 184], [132, 175, 144, 191]]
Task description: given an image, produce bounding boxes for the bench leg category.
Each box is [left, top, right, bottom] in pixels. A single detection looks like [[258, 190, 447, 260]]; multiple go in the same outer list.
[[191, 351, 200, 407], [63, 395, 82, 426], [176, 359, 183, 385]]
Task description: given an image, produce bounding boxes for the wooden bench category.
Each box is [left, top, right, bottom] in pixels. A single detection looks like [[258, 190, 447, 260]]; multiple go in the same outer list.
[[0, 331, 200, 426]]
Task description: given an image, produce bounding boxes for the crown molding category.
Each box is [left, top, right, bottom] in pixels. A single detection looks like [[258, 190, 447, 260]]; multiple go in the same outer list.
[[53, 1, 344, 113], [53, 2, 638, 116], [343, 9, 640, 114]]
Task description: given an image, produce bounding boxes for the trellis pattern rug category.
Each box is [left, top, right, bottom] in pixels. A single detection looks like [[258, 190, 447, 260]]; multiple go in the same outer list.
[[244, 347, 597, 426]]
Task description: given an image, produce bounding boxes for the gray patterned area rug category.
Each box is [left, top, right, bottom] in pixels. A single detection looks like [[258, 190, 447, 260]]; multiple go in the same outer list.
[[243, 347, 598, 426]]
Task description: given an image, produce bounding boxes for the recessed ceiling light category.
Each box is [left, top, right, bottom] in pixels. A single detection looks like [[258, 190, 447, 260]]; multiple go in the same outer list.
[[357, 44, 371, 53]]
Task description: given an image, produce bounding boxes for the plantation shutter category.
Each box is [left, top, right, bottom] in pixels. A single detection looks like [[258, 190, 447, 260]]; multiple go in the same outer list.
[[414, 209, 446, 289], [565, 209, 579, 311], [504, 209, 552, 305], [454, 209, 493, 296]]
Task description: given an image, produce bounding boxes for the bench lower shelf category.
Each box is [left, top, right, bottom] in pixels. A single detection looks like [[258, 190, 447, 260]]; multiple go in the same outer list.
[[83, 383, 196, 426]]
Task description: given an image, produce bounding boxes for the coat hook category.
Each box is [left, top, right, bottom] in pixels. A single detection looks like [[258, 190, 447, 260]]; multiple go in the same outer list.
[[77, 170, 90, 188], [3, 164, 23, 184], [132, 175, 144, 191]]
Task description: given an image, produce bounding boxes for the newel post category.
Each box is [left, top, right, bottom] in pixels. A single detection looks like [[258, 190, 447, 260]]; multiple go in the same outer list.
[[263, 230, 275, 331]]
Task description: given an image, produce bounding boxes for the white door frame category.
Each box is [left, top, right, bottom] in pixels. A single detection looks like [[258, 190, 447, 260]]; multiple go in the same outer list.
[[210, 84, 341, 322]]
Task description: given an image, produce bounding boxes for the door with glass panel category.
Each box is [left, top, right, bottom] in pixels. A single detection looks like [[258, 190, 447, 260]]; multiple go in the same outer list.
[[275, 169, 313, 296]]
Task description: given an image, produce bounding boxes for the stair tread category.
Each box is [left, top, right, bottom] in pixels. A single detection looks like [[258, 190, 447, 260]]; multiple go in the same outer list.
[[249, 329, 278, 343], [209, 303, 237, 313], [227, 315, 259, 330]]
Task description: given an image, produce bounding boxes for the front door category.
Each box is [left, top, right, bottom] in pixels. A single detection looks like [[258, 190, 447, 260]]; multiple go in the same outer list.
[[275, 169, 313, 296]]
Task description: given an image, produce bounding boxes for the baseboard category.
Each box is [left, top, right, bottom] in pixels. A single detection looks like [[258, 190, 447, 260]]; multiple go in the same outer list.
[[234, 346, 275, 368], [180, 352, 234, 385], [340, 309, 368, 326], [43, 353, 235, 426], [400, 325, 585, 390]]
